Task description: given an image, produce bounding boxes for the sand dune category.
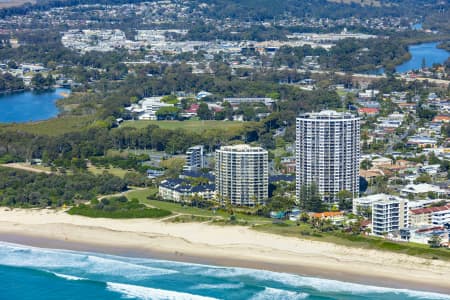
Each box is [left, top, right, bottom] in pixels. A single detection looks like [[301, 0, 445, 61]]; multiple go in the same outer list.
[[0, 207, 449, 293]]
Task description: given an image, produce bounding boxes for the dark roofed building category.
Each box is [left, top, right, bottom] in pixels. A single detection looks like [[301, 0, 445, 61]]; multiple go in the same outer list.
[[159, 178, 215, 202]]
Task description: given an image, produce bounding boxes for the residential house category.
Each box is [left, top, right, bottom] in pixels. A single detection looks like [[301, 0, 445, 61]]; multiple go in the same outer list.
[[311, 211, 345, 225], [400, 183, 448, 199]]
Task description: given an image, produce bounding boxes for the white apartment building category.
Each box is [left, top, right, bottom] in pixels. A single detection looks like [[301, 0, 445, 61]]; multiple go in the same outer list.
[[138, 97, 173, 120], [372, 198, 409, 236], [184, 145, 205, 171], [223, 97, 275, 107], [353, 194, 406, 215], [410, 205, 450, 227], [296, 110, 360, 203], [432, 209, 450, 225], [215, 144, 268, 206]]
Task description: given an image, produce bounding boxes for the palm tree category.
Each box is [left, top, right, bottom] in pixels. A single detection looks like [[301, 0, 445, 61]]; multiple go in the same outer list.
[[429, 234, 442, 248], [300, 212, 309, 224], [224, 196, 234, 216]]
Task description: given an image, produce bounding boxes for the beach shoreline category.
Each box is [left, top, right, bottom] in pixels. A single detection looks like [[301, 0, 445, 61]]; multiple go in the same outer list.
[[0, 208, 449, 295]]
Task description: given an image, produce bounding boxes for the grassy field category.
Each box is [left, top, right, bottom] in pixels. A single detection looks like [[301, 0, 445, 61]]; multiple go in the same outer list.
[[126, 189, 271, 224], [121, 120, 247, 132], [88, 165, 131, 178], [0, 115, 94, 136], [336, 90, 351, 98]]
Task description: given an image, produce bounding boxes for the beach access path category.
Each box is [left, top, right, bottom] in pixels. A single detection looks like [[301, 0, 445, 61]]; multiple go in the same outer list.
[[1, 163, 53, 174]]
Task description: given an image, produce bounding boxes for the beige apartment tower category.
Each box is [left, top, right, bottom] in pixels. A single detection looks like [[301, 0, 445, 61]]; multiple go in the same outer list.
[[215, 144, 268, 206]]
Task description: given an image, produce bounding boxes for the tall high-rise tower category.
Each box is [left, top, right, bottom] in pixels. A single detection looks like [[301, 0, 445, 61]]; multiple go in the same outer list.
[[296, 110, 360, 203], [215, 144, 268, 206]]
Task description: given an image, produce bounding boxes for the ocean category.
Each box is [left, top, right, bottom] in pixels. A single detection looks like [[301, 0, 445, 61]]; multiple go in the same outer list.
[[0, 242, 448, 300]]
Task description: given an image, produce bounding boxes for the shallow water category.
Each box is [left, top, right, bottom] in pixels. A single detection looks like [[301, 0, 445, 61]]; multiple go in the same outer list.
[[0, 242, 448, 300]]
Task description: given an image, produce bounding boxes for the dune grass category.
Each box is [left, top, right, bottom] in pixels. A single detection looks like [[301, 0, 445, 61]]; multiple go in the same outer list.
[[0, 115, 94, 136], [127, 189, 450, 260], [68, 196, 171, 219], [253, 223, 450, 261], [126, 189, 270, 224]]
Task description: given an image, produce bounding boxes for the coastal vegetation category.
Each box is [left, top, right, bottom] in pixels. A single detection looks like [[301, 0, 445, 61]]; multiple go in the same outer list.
[[31, 73, 55, 90], [253, 223, 450, 261], [438, 41, 450, 52], [0, 73, 24, 93], [0, 115, 94, 136], [67, 196, 171, 218], [0, 167, 127, 207], [126, 189, 450, 261]]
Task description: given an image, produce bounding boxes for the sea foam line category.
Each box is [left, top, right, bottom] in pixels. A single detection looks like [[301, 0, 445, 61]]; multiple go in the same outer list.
[[106, 282, 219, 300], [1, 242, 448, 299], [250, 287, 309, 300], [52, 272, 87, 281], [191, 283, 245, 290], [192, 266, 450, 299], [0, 242, 178, 279]]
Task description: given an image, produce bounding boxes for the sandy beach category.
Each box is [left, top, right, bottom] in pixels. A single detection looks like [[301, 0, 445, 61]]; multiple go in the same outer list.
[[0, 207, 449, 294]]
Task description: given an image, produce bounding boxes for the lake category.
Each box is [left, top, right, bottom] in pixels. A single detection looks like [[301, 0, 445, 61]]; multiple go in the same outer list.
[[0, 88, 70, 123], [396, 42, 450, 73]]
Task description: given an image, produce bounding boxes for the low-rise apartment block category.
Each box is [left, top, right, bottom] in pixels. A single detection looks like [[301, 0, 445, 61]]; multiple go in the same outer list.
[[159, 178, 215, 202], [372, 197, 409, 236]]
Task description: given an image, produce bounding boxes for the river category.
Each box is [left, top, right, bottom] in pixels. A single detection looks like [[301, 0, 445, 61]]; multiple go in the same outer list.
[[0, 88, 70, 123], [395, 42, 449, 73]]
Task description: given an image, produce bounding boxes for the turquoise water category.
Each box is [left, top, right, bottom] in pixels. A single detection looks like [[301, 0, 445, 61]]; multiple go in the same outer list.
[[0, 242, 448, 300], [0, 88, 69, 123], [396, 42, 450, 73]]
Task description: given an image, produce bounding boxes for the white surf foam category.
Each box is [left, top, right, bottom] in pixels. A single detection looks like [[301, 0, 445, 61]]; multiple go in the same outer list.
[[106, 282, 219, 300], [84, 255, 177, 279], [250, 287, 309, 300], [0, 242, 177, 279], [193, 266, 450, 299], [1, 242, 448, 300], [52, 272, 86, 281], [191, 283, 244, 290]]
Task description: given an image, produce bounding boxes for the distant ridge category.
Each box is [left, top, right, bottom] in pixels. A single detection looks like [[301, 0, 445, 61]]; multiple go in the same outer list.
[[0, 0, 448, 33]]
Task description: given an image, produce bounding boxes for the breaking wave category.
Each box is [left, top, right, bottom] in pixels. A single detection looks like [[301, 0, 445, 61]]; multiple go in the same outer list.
[[106, 282, 219, 300]]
